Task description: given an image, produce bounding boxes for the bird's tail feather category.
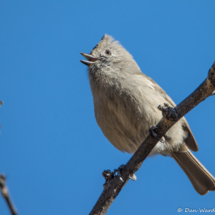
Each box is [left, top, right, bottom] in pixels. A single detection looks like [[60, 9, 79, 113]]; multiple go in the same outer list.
[[172, 144, 215, 195]]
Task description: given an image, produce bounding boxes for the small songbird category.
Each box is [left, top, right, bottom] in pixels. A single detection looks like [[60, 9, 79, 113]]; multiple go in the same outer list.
[[80, 34, 215, 195]]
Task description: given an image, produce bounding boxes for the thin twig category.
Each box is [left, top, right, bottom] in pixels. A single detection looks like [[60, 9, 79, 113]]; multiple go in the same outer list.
[[90, 62, 215, 215], [0, 175, 18, 215]]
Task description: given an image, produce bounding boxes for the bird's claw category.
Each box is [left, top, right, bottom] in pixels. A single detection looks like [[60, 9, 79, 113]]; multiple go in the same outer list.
[[157, 103, 178, 121], [149, 125, 158, 137], [149, 126, 165, 143]]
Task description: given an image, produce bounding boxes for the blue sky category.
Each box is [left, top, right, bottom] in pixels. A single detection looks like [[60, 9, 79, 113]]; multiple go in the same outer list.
[[0, 1, 215, 214]]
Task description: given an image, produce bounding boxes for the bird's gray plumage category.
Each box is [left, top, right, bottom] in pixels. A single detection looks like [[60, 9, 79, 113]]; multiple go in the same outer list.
[[80, 34, 215, 195]]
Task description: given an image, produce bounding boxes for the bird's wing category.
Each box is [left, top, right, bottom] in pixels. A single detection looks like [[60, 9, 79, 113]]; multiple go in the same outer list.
[[182, 120, 199, 152], [145, 74, 199, 152]]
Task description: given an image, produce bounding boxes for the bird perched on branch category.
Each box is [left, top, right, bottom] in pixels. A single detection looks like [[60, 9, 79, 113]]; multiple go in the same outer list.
[[80, 34, 215, 195]]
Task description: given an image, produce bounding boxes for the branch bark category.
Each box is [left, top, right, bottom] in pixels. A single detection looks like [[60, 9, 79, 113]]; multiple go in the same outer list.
[[90, 62, 215, 215], [0, 175, 18, 215]]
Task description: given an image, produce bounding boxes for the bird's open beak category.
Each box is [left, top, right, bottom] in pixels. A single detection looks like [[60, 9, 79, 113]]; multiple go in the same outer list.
[[80, 52, 99, 66]]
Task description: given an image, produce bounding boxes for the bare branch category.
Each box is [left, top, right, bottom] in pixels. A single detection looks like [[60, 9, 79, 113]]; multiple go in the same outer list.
[[90, 62, 215, 215], [0, 175, 18, 215]]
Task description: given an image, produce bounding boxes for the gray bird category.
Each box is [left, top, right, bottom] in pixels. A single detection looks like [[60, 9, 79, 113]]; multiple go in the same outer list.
[[80, 34, 215, 195]]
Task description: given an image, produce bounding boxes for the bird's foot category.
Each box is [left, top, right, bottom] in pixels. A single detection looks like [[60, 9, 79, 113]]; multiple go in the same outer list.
[[157, 103, 178, 121], [149, 126, 165, 143]]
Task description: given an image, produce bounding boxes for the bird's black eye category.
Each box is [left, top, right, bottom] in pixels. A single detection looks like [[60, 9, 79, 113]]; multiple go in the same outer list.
[[105, 50, 111, 55]]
